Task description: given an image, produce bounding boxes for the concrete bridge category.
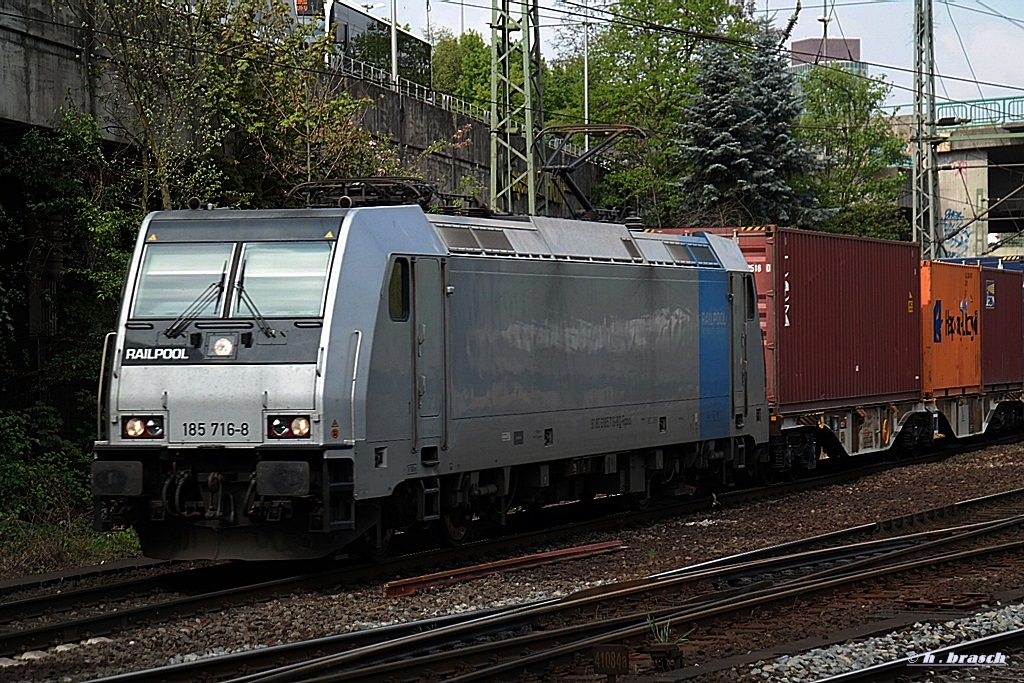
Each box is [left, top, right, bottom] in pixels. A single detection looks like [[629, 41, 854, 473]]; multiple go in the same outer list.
[[0, 0, 595, 214], [934, 98, 1024, 257]]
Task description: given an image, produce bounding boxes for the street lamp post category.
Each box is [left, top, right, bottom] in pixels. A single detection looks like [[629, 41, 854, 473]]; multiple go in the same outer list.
[[583, 5, 589, 150], [390, 0, 399, 89]]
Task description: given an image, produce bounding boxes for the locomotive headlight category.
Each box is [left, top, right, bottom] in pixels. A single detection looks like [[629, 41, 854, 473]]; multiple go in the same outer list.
[[124, 418, 146, 438], [123, 416, 164, 439], [145, 417, 164, 438], [268, 415, 312, 439], [290, 416, 311, 437], [213, 337, 234, 357], [270, 417, 291, 438]]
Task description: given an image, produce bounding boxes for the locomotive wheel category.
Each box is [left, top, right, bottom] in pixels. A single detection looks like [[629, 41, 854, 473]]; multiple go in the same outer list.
[[438, 507, 472, 546], [359, 524, 395, 561]]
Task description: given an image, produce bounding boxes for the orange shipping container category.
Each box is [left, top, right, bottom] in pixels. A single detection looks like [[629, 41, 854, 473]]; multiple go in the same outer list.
[[921, 261, 982, 396]]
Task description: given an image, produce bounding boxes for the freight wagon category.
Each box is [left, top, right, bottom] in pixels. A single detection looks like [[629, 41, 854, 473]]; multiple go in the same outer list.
[[654, 226, 1024, 463]]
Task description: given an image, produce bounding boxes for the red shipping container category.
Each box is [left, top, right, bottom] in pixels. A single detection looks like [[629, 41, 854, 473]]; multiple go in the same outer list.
[[981, 267, 1024, 389], [659, 227, 921, 413]]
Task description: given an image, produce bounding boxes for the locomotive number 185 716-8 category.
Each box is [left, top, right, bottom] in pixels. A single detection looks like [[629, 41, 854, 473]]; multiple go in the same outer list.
[[181, 422, 250, 437]]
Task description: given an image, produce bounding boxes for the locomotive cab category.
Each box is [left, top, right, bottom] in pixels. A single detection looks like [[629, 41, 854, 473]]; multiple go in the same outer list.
[[92, 210, 356, 558]]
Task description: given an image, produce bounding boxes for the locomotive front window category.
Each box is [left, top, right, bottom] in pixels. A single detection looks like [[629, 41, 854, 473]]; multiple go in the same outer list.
[[132, 243, 234, 318], [231, 242, 333, 318]]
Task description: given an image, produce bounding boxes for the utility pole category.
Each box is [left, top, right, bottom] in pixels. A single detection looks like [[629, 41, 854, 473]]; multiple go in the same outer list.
[[913, 0, 940, 258], [490, 0, 544, 214]]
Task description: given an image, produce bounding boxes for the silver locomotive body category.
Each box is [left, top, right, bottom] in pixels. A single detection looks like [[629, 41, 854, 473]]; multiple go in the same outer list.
[[92, 206, 768, 560]]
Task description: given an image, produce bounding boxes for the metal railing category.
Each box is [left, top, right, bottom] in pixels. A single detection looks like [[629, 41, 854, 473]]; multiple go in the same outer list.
[[328, 55, 587, 158], [329, 54, 492, 124], [888, 96, 1024, 128]]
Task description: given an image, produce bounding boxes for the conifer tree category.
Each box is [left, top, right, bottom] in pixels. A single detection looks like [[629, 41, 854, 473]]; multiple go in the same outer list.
[[675, 25, 816, 226]]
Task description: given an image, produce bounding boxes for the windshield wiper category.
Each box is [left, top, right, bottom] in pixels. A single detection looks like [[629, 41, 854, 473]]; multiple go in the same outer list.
[[163, 262, 227, 339], [235, 259, 276, 338]]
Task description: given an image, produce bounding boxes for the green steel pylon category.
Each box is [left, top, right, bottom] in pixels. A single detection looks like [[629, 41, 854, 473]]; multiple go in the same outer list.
[[490, 0, 544, 215]]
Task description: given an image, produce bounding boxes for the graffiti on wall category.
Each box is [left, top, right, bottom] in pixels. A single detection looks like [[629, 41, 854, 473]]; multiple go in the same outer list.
[[942, 208, 970, 257]]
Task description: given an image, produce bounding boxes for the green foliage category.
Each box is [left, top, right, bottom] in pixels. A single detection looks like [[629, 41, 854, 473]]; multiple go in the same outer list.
[[820, 202, 911, 242], [0, 406, 89, 522], [796, 66, 908, 206], [646, 613, 694, 644], [431, 28, 491, 106], [74, 0, 412, 210], [0, 405, 138, 578], [795, 65, 910, 239], [0, 111, 137, 414], [0, 111, 139, 574], [213, 0, 406, 199], [585, 0, 750, 131], [79, 0, 231, 210], [674, 25, 817, 227], [552, 0, 753, 222]]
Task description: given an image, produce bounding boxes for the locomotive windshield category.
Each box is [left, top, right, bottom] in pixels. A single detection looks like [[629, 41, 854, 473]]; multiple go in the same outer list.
[[132, 243, 234, 318], [231, 242, 333, 317]]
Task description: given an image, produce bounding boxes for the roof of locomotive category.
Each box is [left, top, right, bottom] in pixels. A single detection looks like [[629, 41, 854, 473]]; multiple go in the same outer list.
[[140, 206, 749, 272], [426, 213, 747, 271]]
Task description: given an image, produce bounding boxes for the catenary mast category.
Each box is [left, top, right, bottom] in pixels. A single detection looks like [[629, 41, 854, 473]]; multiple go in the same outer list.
[[913, 0, 940, 258], [490, 0, 544, 214]]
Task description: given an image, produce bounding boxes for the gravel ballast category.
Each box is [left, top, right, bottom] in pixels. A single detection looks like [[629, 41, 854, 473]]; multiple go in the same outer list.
[[8, 443, 1024, 682]]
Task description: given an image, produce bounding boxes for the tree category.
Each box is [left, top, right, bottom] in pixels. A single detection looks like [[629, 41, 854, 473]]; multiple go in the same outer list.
[[430, 28, 491, 106], [674, 26, 817, 226], [215, 0, 405, 198], [795, 65, 910, 239], [77, 0, 411, 209], [79, 0, 229, 211], [551, 0, 754, 223]]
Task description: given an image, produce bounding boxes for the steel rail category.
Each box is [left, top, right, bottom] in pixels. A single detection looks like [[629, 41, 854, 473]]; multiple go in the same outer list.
[[73, 486, 1024, 683], [0, 450, 958, 656], [0, 558, 173, 599], [215, 501, 1024, 682], [8, 440, 1021, 670], [435, 541, 1024, 683], [0, 561, 305, 625], [242, 533, 1024, 683], [383, 540, 628, 597]]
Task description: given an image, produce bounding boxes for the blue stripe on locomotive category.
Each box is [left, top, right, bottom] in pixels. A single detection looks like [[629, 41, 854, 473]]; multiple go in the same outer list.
[[698, 268, 731, 440]]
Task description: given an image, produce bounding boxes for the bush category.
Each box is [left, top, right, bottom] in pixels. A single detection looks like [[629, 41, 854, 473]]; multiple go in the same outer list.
[[0, 405, 139, 578]]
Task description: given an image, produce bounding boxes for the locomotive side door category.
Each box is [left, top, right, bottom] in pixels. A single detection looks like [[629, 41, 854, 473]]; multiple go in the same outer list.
[[411, 257, 446, 453], [730, 272, 752, 426]]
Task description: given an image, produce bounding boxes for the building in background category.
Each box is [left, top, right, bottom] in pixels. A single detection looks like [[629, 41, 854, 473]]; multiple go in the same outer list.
[[292, 0, 431, 87], [933, 100, 1024, 258], [789, 37, 867, 78]]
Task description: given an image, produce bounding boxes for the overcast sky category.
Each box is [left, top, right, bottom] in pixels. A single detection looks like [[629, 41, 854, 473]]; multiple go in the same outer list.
[[378, 0, 1024, 108]]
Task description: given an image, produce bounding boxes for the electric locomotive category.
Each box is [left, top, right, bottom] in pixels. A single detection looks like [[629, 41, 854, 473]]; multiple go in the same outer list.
[[91, 205, 769, 560]]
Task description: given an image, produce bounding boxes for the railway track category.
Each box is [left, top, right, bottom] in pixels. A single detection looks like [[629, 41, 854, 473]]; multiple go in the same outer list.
[[0, 438, 967, 659], [83, 484, 1024, 683]]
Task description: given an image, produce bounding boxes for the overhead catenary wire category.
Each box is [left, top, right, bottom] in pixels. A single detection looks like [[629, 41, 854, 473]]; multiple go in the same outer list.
[[2, 3, 1021, 128], [3, 0, 1021, 229]]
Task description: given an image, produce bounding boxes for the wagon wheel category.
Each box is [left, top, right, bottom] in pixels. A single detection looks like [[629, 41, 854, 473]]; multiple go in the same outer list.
[[438, 506, 472, 546], [755, 457, 791, 486]]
